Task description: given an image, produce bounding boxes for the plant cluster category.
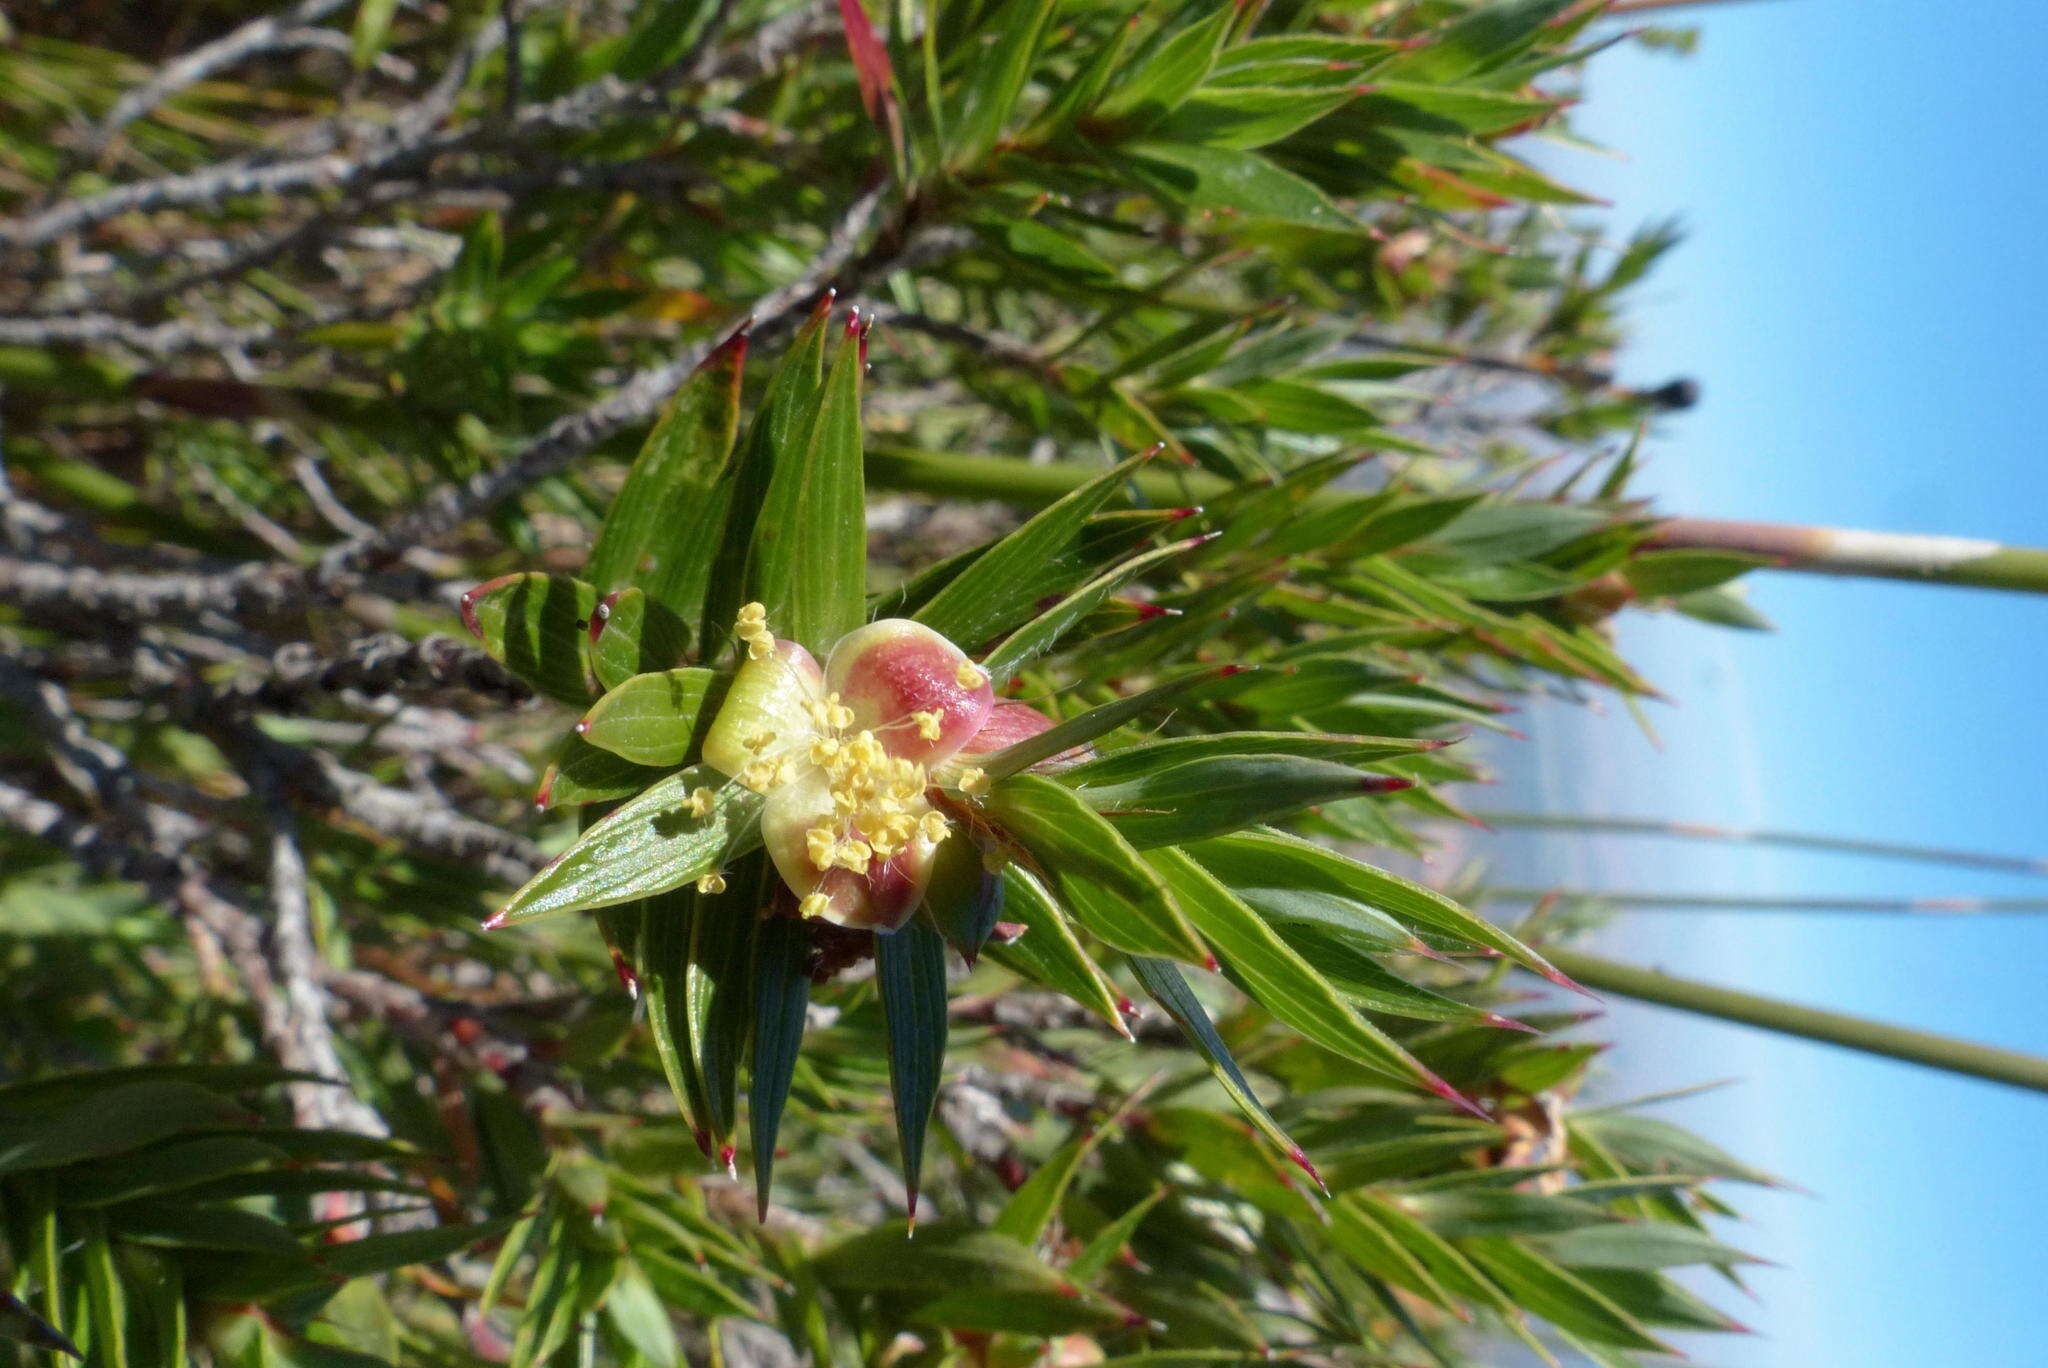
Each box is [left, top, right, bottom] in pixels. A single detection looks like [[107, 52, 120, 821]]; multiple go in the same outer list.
[[0, 2, 1791, 1366]]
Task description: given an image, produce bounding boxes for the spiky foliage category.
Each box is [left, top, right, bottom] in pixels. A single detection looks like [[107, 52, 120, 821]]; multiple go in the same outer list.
[[0, 2, 1798, 1366]]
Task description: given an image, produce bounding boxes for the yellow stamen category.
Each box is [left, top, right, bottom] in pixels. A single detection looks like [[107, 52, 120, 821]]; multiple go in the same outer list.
[[799, 891, 832, 919], [958, 766, 991, 797], [955, 660, 987, 690], [912, 709, 943, 741], [920, 811, 950, 844], [834, 839, 873, 871], [687, 787, 716, 818], [696, 872, 727, 895]]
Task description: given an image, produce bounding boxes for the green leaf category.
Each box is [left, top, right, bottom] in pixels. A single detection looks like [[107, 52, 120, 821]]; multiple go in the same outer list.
[[0, 1082, 251, 1174], [584, 323, 747, 613], [539, 734, 671, 808], [914, 449, 1160, 649], [745, 322, 867, 653], [1146, 849, 1454, 1100], [877, 916, 949, 1209], [1568, 1112, 1784, 1188], [117, 1203, 305, 1255], [984, 866, 1130, 1035], [1461, 1237, 1673, 1353], [1127, 956, 1304, 1174], [1532, 1222, 1762, 1270], [812, 1225, 1127, 1334], [945, 0, 1058, 167], [920, 830, 1005, 964], [1155, 87, 1354, 150], [749, 915, 811, 1219], [1063, 732, 1433, 789], [461, 573, 600, 705], [577, 668, 719, 767], [640, 892, 714, 1148], [489, 767, 763, 924], [1093, 6, 1232, 127], [1184, 830, 1576, 989], [991, 1123, 1110, 1248], [588, 588, 694, 693], [1076, 753, 1390, 849], [63, 1136, 286, 1206], [1624, 549, 1771, 598], [80, 1221, 127, 1368], [603, 1260, 681, 1368], [704, 300, 832, 651], [985, 773, 1206, 963], [980, 533, 1208, 682], [1276, 921, 1511, 1026], [1670, 583, 1774, 631], [1397, 1189, 1615, 1239], [1065, 1188, 1166, 1280], [1116, 142, 1353, 231], [977, 667, 1233, 779], [687, 858, 762, 1154]]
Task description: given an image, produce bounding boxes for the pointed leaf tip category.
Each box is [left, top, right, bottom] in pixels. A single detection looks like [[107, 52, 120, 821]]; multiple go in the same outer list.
[[1361, 775, 1416, 794], [1287, 1146, 1330, 1196]]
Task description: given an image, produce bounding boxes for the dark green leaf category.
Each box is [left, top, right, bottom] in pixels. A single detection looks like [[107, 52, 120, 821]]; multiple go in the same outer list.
[[749, 915, 811, 1219], [585, 332, 747, 615], [745, 323, 867, 653], [1127, 956, 1302, 1172], [877, 917, 949, 1209]]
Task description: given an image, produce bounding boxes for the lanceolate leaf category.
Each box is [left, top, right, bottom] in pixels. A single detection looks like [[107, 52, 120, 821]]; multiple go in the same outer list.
[[639, 892, 714, 1147], [1076, 754, 1404, 849], [461, 572, 600, 705], [1064, 1187, 1167, 1280], [991, 1120, 1113, 1248], [1146, 848, 1462, 1103], [1062, 732, 1436, 788], [688, 855, 766, 1158], [577, 668, 720, 767], [1115, 142, 1354, 231], [876, 916, 949, 1217], [914, 449, 1162, 649], [982, 534, 1210, 682], [1185, 830, 1578, 990], [985, 866, 1130, 1035], [704, 299, 833, 650], [945, 0, 1058, 168], [585, 331, 747, 612], [489, 767, 763, 925], [1127, 956, 1304, 1176], [985, 773, 1207, 963], [746, 322, 868, 653], [749, 914, 811, 1219]]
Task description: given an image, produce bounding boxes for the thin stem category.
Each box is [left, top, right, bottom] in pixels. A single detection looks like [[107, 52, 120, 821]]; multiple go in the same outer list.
[[1483, 888, 2048, 914], [1468, 810, 2048, 877], [1543, 947, 2048, 1095]]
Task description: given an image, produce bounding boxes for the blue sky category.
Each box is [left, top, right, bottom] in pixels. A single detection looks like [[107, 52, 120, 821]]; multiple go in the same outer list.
[[1494, 3, 2048, 1364]]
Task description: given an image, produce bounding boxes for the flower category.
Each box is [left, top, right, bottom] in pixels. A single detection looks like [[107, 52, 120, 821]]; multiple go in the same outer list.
[[698, 609, 1001, 931]]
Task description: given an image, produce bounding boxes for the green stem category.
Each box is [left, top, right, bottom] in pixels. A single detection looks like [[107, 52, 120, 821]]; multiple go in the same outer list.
[[1468, 810, 2048, 876], [1484, 888, 2048, 914], [867, 444, 1234, 509], [1545, 947, 2048, 1094]]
